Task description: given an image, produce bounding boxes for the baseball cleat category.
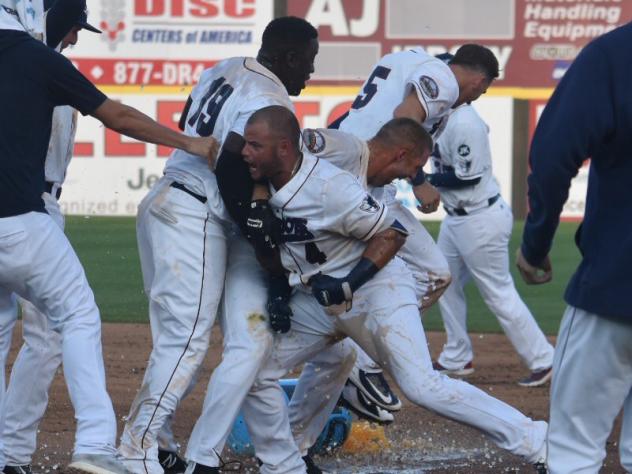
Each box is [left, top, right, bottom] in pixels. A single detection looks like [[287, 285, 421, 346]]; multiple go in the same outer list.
[[302, 454, 325, 474], [347, 366, 402, 411], [158, 450, 187, 474], [68, 454, 133, 474], [432, 360, 475, 376], [2, 465, 32, 474], [341, 382, 394, 424], [518, 367, 553, 387]]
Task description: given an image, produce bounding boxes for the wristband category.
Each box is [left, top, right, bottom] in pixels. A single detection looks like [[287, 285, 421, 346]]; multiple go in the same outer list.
[[345, 257, 379, 292]]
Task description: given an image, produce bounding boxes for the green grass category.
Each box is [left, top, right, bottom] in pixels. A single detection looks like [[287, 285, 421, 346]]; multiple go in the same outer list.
[[65, 216, 581, 334]]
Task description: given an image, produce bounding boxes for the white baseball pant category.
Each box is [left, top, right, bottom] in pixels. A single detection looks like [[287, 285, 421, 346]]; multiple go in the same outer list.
[[249, 258, 547, 473], [352, 195, 450, 372], [185, 230, 275, 467], [2, 192, 63, 466], [437, 198, 554, 372], [0, 211, 117, 457], [0, 291, 17, 468], [119, 177, 229, 474], [548, 306, 632, 474]]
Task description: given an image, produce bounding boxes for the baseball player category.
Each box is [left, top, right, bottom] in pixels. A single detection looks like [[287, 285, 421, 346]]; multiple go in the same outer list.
[[117, 17, 319, 474], [0, 1, 218, 472], [241, 106, 548, 474], [0, 4, 106, 474], [429, 102, 555, 386], [331, 45, 499, 420]]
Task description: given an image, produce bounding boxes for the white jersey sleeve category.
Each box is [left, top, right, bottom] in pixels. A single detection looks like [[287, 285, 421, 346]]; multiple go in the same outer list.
[[406, 59, 458, 136], [301, 128, 369, 186], [322, 172, 389, 242], [45, 105, 77, 185]]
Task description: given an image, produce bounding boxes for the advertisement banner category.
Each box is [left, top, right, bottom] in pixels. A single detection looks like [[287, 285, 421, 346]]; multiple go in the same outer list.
[[68, 0, 274, 86], [287, 0, 632, 89], [529, 100, 589, 220], [62, 94, 513, 217]]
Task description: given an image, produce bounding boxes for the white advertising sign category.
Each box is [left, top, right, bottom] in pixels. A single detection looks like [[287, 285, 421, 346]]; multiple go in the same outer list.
[[67, 0, 273, 86]]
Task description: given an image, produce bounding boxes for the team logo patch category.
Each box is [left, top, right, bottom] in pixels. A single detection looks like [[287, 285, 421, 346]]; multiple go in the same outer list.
[[302, 129, 326, 154], [458, 144, 471, 157], [359, 194, 380, 213], [418, 75, 439, 99]]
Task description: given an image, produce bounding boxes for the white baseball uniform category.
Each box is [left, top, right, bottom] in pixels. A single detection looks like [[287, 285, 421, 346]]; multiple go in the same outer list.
[[118, 57, 294, 473], [432, 104, 554, 373], [336, 47, 455, 374], [246, 153, 547, 474]]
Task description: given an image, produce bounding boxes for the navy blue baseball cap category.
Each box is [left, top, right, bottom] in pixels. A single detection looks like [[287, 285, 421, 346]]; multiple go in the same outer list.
[[44, 0, 101, 34]]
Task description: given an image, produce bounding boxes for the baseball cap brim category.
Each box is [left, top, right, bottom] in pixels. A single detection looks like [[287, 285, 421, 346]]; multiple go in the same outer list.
[[77, 19, 101, 33], [77, 9, 101, 34]]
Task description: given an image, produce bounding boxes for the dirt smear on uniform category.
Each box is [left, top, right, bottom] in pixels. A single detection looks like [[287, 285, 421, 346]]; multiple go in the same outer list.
[[6, 323, 624, 474]]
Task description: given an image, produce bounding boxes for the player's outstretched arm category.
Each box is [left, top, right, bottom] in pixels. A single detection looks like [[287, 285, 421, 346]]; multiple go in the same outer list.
[[92, 99, 219, 164]]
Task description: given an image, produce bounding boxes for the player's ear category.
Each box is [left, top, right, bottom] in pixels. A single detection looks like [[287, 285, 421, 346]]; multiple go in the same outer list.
[[285, 49, 299, 69]]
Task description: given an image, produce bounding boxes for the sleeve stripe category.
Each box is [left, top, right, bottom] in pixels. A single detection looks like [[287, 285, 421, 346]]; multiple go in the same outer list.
[[359, 204, 387, 241]]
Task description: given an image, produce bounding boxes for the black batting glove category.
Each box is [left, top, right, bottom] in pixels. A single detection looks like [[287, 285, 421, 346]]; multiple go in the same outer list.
[[308, 273, 353, 307], [246, 200, 282, 252], [267, 274, 293, 333]]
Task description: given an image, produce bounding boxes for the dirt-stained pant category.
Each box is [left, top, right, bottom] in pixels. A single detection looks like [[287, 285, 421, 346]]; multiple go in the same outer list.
[[119, 177, 229, 474], [352, 194, 451, 373], [249, 258, 548, 474]]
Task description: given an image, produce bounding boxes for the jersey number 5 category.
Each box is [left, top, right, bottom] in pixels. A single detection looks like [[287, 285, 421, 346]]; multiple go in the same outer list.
[[187, 77, 234, 136], [351, 66, 391, 110]]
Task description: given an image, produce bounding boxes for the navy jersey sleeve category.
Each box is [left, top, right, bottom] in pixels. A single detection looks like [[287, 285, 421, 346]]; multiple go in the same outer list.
[[521, 41, 615, 265], [42, 47, 107, 115]]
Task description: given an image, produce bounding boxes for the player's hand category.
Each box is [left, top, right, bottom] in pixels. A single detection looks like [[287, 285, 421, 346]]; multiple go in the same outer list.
[[266, 297, 292, 333], [309, 273, 353, 307], [186, 136, 220, 168], [516, 248, 552, 285], [413, 181, 440, 214], [267, 274, 293, 333], [246, 200, 282, 251], [421, 275, 452, 310]]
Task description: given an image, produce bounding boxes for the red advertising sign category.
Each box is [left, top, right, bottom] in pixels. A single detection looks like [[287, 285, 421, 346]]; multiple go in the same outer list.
[[288, 0, 632, 87]]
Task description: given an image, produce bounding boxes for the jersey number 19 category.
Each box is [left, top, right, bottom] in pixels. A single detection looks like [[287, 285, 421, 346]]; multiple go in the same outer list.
[[188, 77, 234, 136]]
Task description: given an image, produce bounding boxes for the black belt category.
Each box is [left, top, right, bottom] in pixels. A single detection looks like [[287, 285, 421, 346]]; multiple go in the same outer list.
[[444, 193, 500, 216], [170, 182, 207, 204], [45, 181, 62, 200]]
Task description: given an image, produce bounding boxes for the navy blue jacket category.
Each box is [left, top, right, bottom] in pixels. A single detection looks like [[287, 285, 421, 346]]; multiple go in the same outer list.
[[522, 22, 632, 320], [0, 30, 106, 217]]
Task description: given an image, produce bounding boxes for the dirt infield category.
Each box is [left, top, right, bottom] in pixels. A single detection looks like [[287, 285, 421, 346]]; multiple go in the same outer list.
[[7, 323, 624, 473]]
